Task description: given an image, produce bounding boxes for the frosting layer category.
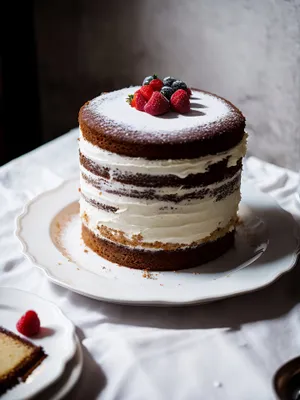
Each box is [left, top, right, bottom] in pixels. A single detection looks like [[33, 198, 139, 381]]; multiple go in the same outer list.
[[79, 131, 247, 179], [80, 167, 241, 247]]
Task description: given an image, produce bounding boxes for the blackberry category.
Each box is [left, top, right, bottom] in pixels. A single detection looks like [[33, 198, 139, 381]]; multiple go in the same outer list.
[[160, 86, 174, 100], [163, 76, 176, 87], [142, 74, 157, 86], [172, 80, 188, 91]]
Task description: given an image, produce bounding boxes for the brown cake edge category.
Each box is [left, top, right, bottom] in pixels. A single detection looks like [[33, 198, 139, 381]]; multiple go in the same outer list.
[[82, 224, 235, 271], [78, 88, 246, 160], [0, 327, 47, 395]]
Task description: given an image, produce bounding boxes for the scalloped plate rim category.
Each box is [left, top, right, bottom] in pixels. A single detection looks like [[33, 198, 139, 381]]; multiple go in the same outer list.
[[0, 287, 77, 400], [14, 179, 300, 306]]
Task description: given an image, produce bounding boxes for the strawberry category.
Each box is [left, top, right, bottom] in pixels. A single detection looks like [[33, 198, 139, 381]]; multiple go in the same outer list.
[[133, 91, 147, 111], [149, 78, 163, 92], [126, 90, 147, 111], [144, 91, 170, 116], [16, 310, 41, 337], [170, 89, 190, 114], [139, 85, 153, 101], [187, 87, 192, 97], [126, 94, 135, 107]]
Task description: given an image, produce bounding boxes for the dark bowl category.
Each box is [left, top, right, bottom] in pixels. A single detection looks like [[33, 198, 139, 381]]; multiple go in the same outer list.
[[274, 356, 300, 400]]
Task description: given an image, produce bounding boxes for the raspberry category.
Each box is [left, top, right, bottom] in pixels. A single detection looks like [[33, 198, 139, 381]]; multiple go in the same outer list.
[[16, 310, 41, 337], [170, 89, 190, 114]]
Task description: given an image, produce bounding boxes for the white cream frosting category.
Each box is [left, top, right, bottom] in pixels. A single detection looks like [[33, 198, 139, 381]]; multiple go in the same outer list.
[[80, 166, 240, 205], [80, 190, 239, 246], [79, 131, 247, 178], [80, 167, 241, 247]]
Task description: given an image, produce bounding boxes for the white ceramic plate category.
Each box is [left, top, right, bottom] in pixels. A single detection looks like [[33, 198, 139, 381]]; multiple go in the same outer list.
[[15, 179, 300, 306], [40, 335, 83, 400], [0, 288, 77, 400]]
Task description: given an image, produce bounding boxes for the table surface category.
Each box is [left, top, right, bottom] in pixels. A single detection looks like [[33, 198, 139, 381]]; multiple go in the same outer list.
[[1, 128, 300, 400]]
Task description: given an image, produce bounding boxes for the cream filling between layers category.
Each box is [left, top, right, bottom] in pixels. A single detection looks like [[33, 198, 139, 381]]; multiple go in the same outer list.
[[80, 166, 240, 206], [79, 130, 247, 178], [80, 187, 240, 247]]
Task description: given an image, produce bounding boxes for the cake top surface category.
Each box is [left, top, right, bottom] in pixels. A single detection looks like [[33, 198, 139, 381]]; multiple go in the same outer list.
[[79, 87, 245, 159], [85, 87, 234, 133], [81, 87, 244, 137]]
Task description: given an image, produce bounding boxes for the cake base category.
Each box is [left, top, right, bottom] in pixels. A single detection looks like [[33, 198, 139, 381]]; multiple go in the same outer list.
[[82, 224, 235, 271]]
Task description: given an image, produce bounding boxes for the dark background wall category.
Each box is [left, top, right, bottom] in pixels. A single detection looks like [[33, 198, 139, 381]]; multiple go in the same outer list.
[[1, 0, 300, 170]]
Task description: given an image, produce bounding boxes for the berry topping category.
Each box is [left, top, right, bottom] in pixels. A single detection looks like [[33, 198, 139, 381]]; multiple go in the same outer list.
[[163, 76, 176, 87], [142, 74, 157, 86], [172, 80, 188, 91], [149, 78, 164, 92], [160, 86, 174, 100], [16, 310, 41, 337], [170, 89, 190, 114], [134, 91, 147, 111], [126, 94, 135, 107], [140, 85, 154, 101], [127, 90, 147, 111], [187, 87, 192, 97], [144, 91, 170, 116]]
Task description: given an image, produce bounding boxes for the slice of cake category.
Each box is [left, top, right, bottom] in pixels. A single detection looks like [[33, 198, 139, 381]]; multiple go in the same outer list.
[[78, 76, 247, 270], [0, 327, 46, 395]]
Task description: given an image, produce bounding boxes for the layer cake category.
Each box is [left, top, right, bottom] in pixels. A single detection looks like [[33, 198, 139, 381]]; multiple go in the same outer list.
[[78, 86, 246, 270]]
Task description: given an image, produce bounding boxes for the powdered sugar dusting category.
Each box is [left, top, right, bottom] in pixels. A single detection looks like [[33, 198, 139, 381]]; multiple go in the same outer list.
[[86, 87, 232, 135]]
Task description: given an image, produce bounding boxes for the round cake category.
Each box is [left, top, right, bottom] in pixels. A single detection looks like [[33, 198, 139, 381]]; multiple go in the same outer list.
[[78, 85, 246, 271]]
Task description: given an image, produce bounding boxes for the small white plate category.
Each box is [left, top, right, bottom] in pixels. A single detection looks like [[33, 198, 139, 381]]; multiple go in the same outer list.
[[15, 179, 300, 306], [41, 335, 83, 400], [0, 288, 77, 400]]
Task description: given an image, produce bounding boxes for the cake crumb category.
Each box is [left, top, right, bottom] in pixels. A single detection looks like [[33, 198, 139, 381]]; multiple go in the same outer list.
[[58, 262, 62, 265], [84, 249, 88, 253], [82, 212, 89, 223], [142, 269, 157, 279], [99, 192, 102, 196], [78, 188, 81, 192], [132, 233, 144, 242], [160, 284, 164, 286], [77, 268, 80, 271]]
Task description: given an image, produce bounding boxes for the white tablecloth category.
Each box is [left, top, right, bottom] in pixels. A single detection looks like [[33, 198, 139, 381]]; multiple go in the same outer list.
[[1, 128, 300, 400]]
